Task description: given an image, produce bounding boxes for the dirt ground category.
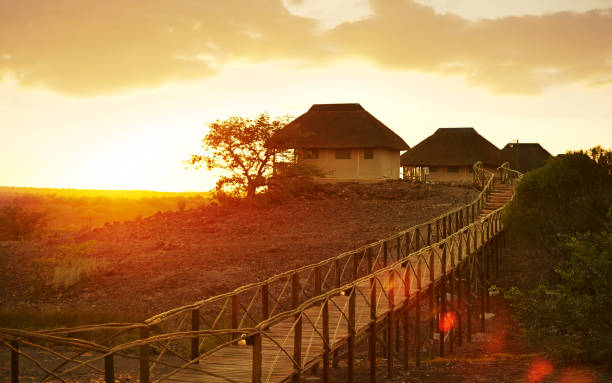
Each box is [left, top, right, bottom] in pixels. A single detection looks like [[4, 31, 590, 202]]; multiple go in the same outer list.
[[325, 293, 611, 383], [1, 181, 610, 382], [0, 181, 476, 316]]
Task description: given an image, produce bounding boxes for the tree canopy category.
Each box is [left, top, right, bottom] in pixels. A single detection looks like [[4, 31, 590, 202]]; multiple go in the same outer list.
[[186, 113, 290, 198]]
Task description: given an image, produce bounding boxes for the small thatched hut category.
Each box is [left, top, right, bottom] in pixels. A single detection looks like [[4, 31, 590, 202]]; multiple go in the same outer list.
[[501, 143, 552, 173], [266, 103, 409, 180], [400, 127, 501, 183]]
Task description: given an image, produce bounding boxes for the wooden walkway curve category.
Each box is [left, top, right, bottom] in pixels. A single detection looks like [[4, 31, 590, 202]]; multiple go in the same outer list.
[[0, 163, 521, 383]]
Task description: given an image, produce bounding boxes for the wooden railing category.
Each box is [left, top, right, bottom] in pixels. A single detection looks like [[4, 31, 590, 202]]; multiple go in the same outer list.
[[1, 164, 518, 383]]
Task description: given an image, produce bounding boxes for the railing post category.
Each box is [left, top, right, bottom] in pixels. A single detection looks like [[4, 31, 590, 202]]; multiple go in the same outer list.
[[427, 223, 432, 246], [252, 332, 262, 383], [387, 271, 395, 378], [457, 236, 463, 347], [191, 309, 199, 362], [466, 229, 473, 343], [353, 253, 359, 281], [10, 339, 18, 383], [415, 258, 423, 366], [293, 312, 302, 383], [429, 249, 435, 355], [415, 227, 421, 251], [455, 211, 459, 232], [369, 269, 377, 383], [397, 236, 401, 261], [484, 225, 491, 314], [323, 300, 330, 383], [348, 287, 356, 383], [479, 247, 486, 333], [403, 266, 410, 371], [140, 327, 150, 383], [292, 273, 300, 309], [442, 216, 447, 238], [232, 295, 239, 341], [383, 241, 388, 266], [105, 353, 114, 383], [439, 247, 447, 357], [335, 259, 342, 288], [262, 283, 270, 323]]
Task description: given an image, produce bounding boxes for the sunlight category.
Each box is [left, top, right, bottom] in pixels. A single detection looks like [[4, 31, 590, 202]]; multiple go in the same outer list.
[[438, 310, 457, 333], [526, 357, 554, 383]]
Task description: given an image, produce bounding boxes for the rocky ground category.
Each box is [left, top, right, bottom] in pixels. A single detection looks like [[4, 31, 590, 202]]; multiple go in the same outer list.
[[0, 181, 476, 316], [1, 181, 610, 382]]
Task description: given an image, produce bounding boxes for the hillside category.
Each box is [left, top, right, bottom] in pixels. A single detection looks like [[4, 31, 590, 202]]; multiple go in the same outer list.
[[0, 181, 476, 319]]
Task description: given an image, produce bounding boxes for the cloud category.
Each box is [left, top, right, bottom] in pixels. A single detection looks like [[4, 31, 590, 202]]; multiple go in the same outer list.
[[0, 0, 325, 96], [1, 0, 611, 96], [328, 0, 612, 93]]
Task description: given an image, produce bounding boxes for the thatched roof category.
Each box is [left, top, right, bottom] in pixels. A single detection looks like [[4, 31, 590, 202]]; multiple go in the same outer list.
[[400, 128, 501, 167], [266, 103, 409, 150], [501, 143, 552, 172]]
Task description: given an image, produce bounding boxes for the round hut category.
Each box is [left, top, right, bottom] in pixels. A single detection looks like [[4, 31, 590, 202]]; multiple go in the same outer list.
[[266, 103, 409, 180], [500, 142, 552, 173], [400, 127, 501, 184]]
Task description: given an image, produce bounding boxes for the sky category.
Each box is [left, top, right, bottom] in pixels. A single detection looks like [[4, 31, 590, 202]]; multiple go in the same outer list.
[[1, 0, 611, 191]]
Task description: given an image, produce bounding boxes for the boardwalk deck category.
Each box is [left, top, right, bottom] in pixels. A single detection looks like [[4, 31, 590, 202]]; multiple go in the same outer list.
[[1, 166, 519, 383], [167, 239, 472, 383]]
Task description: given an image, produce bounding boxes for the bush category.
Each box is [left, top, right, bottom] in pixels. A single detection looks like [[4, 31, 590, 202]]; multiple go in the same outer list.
[[504, 147, 612, 366], [0, 201, 48, 240], [265, 162, 326, 200], [504, 152, 612, 252], [31, 240, 106, 290], [506, 211, 612, 365]]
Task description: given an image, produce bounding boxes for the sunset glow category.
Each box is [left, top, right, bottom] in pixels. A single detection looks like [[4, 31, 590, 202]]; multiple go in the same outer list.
[[1, 0, 611, 191], [438, 310, 457, 333]]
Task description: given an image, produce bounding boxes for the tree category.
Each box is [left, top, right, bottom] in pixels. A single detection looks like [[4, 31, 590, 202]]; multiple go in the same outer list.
[[185, 113, 290, 198], [504, 150, 612, 252]]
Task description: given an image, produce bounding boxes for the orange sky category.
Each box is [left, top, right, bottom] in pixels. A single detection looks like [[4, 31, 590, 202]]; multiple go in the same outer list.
[[1, 0, 611, 191]]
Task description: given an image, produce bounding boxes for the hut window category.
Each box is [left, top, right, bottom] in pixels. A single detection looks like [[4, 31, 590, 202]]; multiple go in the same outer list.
[[429, 166, 438, 173], [335, 149, 351, 159], [447, 166, 459, 173], [302, 149, 319, 159], [364, 149, 374, 159]]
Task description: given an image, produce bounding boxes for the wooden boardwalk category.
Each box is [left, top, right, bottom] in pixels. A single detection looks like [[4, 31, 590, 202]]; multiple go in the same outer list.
[[169, 266, 415, 383], [1, 165, 519, 383], [167, 181, 514, 383]]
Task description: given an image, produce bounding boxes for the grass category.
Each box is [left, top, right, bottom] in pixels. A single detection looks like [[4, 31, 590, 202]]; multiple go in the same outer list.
[[0, 186, 211, 233], [0, 307, 148, 331]]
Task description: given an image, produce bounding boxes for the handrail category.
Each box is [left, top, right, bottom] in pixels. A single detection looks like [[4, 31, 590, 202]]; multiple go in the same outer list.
[[1, 162, 514, 383]]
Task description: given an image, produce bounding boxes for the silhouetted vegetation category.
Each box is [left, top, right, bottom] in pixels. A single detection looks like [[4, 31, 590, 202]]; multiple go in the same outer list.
[[185, 113, 291, 198], [31, 240, 106, 290], [504, 147, 612, 366], [0, 199, 48, 240], [504, 150, 612, 252], [0, 187, 210, 236], [265, 162, 326, 201]]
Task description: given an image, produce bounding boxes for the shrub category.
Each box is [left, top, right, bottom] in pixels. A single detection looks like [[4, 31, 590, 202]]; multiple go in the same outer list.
[[265, 162, 326, 200], [504, 151, 612, 252], [506, 211, 612, 365], [31, 240, 106, 289], [503, 147, 612, 366], [0, 201, 48, 240]]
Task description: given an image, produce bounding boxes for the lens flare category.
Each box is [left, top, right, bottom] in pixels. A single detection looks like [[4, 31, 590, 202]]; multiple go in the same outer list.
[[559, 368, 596, 383], [438, 310, 457, 333], [527, 358, 553, 383]]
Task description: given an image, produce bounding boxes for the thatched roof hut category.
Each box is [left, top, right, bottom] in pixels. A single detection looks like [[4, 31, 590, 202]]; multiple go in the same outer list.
[[400, 127, 501, 167], [266, 103, 409, 150], [501, 143, 552, 172]]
